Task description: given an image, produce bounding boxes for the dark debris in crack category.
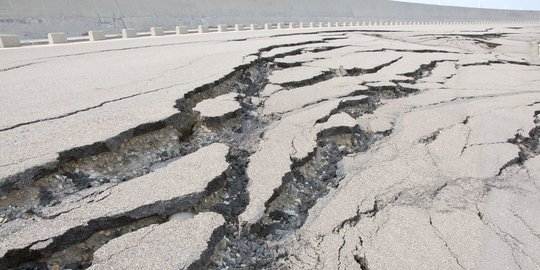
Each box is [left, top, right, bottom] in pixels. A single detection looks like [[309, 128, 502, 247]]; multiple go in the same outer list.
[[499, 112, 540, 176], [2, 56, 275, 270], [0, 32, 466, 270]]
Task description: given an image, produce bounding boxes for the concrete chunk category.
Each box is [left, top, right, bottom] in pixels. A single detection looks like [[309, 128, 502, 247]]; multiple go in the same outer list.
[[122, 28, 137, 38], [198, 25, 209, 33], [89, 212, 225, 270], [47, 32, 67, 44], [268, 65, 328, 85], [0, 35, 21, 48], [151, 27, 164, 36], [88, 30, 105, 42], [176, 26, 188, 34]]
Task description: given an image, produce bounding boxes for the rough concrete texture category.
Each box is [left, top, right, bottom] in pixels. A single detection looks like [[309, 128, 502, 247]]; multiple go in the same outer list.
[[193, 93, 241, 119], [0, 23, 540, 269], [0, 143, 228, 267], [89, 212, 225, 270]]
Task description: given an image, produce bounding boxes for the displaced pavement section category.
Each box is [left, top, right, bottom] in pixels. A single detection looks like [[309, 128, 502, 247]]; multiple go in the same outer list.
[[89, 212, 225, 270], [194, 93, 241, 119], [0, 143, 229, 268], [1, 25, 540, 269], [281, 29, 540, 269]]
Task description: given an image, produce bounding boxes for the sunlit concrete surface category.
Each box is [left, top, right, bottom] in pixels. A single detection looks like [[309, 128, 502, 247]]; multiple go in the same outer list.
[[0, 23, 540, 269]]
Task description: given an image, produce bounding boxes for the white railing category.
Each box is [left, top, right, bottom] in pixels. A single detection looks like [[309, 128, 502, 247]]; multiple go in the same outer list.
[[1, 20, 539, 48]]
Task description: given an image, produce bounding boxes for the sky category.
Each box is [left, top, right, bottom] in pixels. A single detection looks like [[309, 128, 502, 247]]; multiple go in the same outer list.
[[392, 0, 540, 10]]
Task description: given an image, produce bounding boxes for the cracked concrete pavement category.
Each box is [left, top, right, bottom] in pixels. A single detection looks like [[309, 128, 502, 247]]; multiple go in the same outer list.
[[89, 212, 225, 270], [0, 143, 229, 266], [1, 24, 540, 269]]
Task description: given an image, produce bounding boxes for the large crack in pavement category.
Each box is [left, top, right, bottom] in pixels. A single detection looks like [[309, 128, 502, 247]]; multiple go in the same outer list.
[[0, 59, 274, 270], [1, 37, 361, 269], [4, 28, 539, 269], [197, 47, 447, 269]]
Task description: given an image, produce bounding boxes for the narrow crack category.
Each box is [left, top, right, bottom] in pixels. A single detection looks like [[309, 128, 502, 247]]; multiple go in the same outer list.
[[0, 62, 40, 72], [337, 235, 347, 269], [353, 236, 370, 270], [0, 84, 180, 133], [400, 60, 457, 80], [428, 213, 466, 270], [462, 60, 540, 67], [477, 208, 532, 270]]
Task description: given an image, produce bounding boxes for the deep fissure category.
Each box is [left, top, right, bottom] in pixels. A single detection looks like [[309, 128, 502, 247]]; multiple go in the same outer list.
[[2, 35, 457, 269], [199, 53, 439, 269], [2, 55, 274, 269]]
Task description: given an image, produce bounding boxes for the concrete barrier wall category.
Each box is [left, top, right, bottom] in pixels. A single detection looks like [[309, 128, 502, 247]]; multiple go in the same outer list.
[[1, 0, 539, 39]]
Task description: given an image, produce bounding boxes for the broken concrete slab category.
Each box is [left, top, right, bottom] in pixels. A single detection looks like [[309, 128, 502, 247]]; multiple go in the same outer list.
[[0, 33, 329, 193], [306, 51, 404, 71], [261, 83, 283, 97], [241, 98, 364, 225], [0, 143, 229, 265], [263, 77, 367, 114], [193, 93, 241, 120], [1, 24, 540, 269], [259, 38, 325, 59], [89, 212, 225, 270], [268, 65, 329, 85], [321, 112, 357, 129], [282, 40, 540, 269]]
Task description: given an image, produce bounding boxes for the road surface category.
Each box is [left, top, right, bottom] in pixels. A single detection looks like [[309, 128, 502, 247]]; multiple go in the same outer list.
[[0, 24, 539, 269]]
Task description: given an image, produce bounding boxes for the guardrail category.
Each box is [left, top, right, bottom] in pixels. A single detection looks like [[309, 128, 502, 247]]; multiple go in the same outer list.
[[1, 20, 539, 48]]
